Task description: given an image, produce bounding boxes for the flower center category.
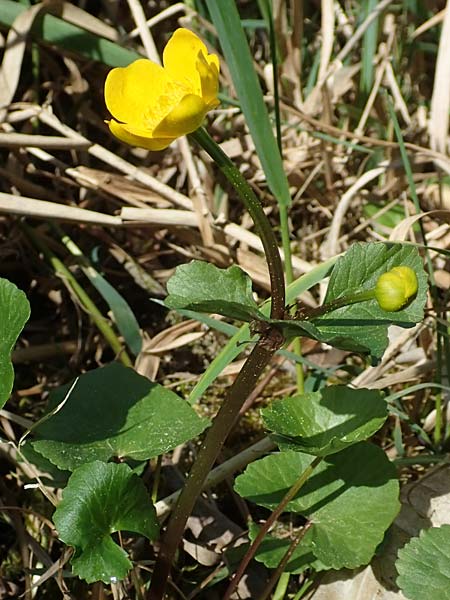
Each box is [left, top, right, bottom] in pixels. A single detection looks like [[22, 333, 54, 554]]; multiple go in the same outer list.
[[143, 79, 192, 133]]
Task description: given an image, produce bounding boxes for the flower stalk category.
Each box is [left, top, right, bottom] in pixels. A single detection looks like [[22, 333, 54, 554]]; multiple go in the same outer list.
[[103, 28, 299, 599], [189, 127, 286, 320], [298, 288, 377, 320], [298, 266, 418, 320]]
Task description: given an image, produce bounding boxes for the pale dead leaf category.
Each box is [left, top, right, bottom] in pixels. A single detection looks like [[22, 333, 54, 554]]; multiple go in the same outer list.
[[108, 245, 166, 296], [60, 1, 119, 40], [435, 269, 450, 290], [145, 331, 205, 354], [412, 9, 445, 39], [317, 0, 334, 83], [429, 0, 450, 157], [0, 3, 44, 120], [135, 321, 204, 380], [321, 164, 389, 259], [71, 167, 172, 208], [0, 192, 121, 225], [423, 183, 450, 210], [62, 57, 88, 95], [389, 210, 450, 241]]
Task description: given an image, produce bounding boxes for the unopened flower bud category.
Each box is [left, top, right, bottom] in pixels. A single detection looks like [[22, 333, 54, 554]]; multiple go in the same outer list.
[[375, 266, 418, 312]]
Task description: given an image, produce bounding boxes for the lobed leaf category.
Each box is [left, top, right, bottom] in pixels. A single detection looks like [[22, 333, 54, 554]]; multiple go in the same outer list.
[[53, 461, 159, 583], [235, 442, 400, 569], [262, 385, 388, 456], [165, 260, 265, 322], [396, 525, 450, 600]]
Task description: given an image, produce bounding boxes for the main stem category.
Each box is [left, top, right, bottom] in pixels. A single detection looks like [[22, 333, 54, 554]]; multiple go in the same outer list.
[[147, 343, 280, 599], [147, 129, 287, 598], [189, 127, 285, 320]]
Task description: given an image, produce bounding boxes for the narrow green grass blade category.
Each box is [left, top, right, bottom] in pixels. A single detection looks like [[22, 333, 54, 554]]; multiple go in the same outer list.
[[58, 229, 142, 356], [85, 270, 142, 356], [305, 49, 321, 97], [263, 0, 282, 152], [386, 94, 436, 286], [205, 0, 291, 206], [0, 0, 141, 66], [360, 0, 379, 97], [256, 0, 271, 23]]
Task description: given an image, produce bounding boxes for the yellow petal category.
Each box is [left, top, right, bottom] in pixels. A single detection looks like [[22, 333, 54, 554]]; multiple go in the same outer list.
[[196, 52, 220, 108], [107, 119, 175, 151], [153, 94, 207, 138], [105, 59, 168, 126], [163, 28, 215, 97]]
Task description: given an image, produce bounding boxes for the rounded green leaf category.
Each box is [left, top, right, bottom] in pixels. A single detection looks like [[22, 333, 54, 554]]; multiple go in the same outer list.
[[311, 243, 428, 359], [165, 260, 265, 322], [53, 461, 159, 584], [32, 363, 209, 470], [234, 443, 400, 569], [0, 278, 30, 409], [262, 385, 387, 456], [396, 525, 450, 600]]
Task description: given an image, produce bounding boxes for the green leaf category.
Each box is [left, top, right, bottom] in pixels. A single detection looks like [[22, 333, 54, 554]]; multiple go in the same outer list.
[[360, 0, 379, 97], [248, 521, 325, 574], [165, 260, 265, 322], [32, 363, 209, 470], [262, 385, 388, 456], [0, 278, 30, 409], [0, 0, 141, 66], [205, 0, 292, 206], [265, 317, 322, 342], [186, 256, 337, 404], [396, 525, 450, 600], [311, 243, 428, 358], [20, 441, 70, 488], [363, 201, 409, 231], [234, 442, 400, 569], [53, 461, 158, 583]]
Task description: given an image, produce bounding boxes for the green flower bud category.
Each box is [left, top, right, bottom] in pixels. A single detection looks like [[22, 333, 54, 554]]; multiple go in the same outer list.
[[375, 266, 418, 312]]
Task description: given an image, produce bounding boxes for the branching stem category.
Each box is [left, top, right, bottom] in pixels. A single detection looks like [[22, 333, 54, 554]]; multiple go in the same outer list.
[[223, 456, 322, 600]]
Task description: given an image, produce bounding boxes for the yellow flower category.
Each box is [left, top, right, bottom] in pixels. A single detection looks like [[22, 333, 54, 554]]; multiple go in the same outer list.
[[104, 28, 220, 150], [375, 266, 418, 312]]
